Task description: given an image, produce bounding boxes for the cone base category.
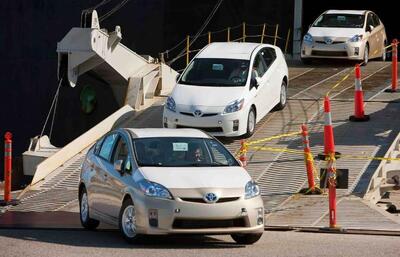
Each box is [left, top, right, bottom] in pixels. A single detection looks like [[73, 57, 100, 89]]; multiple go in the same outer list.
[[299, 187, 323, 195], [349, 115, 370, 122], [317, 152, 341, 161], [384, 88, 399, 93], [0, 199, 20, 206]]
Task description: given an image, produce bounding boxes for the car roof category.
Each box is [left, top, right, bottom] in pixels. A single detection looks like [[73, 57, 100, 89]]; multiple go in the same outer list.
[[126, 128, 212, 139], [196, 42, 265, 60], [325, 10, 367, 15]]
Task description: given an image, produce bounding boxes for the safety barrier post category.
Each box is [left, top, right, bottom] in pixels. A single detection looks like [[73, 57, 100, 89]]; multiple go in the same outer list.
[[208, 32, 211, 44], [242, 22, 246, 42], [323, 97, 337, 228], [301, 124, 315, 192], [390, 39, 398, 92], [284, 28, 291, 54], [0, 132, 19, 206], [349, 64, 370, 121], [186, 35, 190, 66], [260, 23, 266, 43], [227, 27, 230, 42], [239, 139, 248, 167], [274, 24, 279, 46]]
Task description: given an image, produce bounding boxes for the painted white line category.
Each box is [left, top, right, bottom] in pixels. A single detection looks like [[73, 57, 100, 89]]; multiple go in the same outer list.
[[331, 63, 391, 99], [291, 68, 350, 99], [290, 68, 315, 81]]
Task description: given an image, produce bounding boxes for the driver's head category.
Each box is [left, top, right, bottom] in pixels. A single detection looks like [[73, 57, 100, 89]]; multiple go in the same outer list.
[[240, 62, 248, 70]]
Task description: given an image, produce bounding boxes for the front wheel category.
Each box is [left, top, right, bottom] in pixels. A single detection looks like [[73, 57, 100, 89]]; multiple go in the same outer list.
[[244, 107, 256, 138], [274, 80, 287, 111], [231, 233, 263, 244], [380, 42, 387, 61], [79, 187, 100, 230], [119, 198, 141, 243], [362, 44, 369, 66]]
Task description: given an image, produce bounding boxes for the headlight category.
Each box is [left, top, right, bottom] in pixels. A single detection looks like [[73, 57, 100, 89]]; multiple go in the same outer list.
[[224, 99, 244, 114], [166, 97, 176, 112], [245, 180, 260, 199], [303, 33, 313, 43], [139, 180, 173, 199], [349, 35, 363, 42]]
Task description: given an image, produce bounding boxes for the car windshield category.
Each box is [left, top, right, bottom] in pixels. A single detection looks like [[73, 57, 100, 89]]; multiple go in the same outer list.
[[179, 58, 250, 87], [313, 14, 365, 28], [132, 137, 240, 167]]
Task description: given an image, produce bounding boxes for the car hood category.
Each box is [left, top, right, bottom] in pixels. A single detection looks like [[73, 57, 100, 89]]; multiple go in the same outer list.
[[171, 84, 245, 107], [308, 27, 364, 39], [139, 166, 251, 189]]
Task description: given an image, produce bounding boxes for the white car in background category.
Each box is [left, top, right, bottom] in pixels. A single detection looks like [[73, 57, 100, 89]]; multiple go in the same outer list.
[[163, 42, 289, 138], [301, 10, 387, 65]]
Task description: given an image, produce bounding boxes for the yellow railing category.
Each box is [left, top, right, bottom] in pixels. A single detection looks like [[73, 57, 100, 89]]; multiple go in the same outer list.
[[160, 22, 292, 69]]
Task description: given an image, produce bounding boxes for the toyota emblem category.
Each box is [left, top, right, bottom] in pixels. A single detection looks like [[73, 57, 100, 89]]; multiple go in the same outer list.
[[193, 110, 202, 117], [204, 192, 218, 203]]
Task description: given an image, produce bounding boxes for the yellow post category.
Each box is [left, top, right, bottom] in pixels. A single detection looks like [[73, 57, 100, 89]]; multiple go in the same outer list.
[[227, 27, 230, 42], [186, 35, 190, 66], [208, 31, 211, 44], [243, 22, 246, 42], [274, 24, 279, 46], [261, 23, 266, 43], [284, 28, 291, 54]]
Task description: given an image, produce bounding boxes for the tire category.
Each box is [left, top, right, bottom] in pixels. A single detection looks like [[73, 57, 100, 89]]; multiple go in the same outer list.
[[380, 42, 387, 61], [231, 233, 263, 245], [119, 198, 141, 243], [301, 57, 312, 65], [362, 44, 369, 66], [274, 80, 287, 111], [79, 187, 100, 230], [244, 107, 256, 138]]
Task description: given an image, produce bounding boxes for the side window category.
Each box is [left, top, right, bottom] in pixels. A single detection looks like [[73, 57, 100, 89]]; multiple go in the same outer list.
[[94, 137, 105, 155], [372, 14, 380, 27], [112, 137, 131, 171], [252, 53, 267, 78], [261, 48, 277, 68], [99, 133, 118, 161], [366, 13, 374, 29]]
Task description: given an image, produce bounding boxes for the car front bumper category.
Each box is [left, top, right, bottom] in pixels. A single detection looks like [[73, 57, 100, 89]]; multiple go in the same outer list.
[[163, 108, 248, 137], [133, 194, 265, 235], [301, 40, 365, 60]]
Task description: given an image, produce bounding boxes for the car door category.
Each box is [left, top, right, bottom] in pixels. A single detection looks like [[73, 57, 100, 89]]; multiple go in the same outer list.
[[250, 51, 269, 121], [372, 13, 386, 57], [106, 133, 134, 219], [366, 12, 378, 56], [260, 47, 280, 112], [93, 132, 119, 216]]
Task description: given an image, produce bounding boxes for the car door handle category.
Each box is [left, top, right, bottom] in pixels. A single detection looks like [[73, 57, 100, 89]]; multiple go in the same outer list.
[[103, 173, 108, 180]]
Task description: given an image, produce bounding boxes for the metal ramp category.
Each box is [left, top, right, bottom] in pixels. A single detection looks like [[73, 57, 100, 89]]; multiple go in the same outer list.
[[57, 10, 178, 110]]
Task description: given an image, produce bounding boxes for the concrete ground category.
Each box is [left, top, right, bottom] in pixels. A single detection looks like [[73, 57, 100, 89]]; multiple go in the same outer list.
[[0, 229, 398, 257]]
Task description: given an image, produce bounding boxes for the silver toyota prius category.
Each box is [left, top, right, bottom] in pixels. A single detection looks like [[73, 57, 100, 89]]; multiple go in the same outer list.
[[79, 128, 264, 244]]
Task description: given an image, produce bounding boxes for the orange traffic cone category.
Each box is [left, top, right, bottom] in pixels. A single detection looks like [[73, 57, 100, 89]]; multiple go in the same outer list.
[[349, 64, 370, 122]]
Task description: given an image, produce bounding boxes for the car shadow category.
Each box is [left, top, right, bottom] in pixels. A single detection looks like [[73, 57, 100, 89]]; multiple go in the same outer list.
[[0, 228, 246, 249]]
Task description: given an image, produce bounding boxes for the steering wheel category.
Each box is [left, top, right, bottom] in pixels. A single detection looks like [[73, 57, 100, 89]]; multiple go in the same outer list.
[[230, 76, 242, 83]]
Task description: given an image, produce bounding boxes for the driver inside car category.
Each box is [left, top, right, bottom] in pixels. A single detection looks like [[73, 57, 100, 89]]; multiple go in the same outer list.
[[229, 61, 249, 83]]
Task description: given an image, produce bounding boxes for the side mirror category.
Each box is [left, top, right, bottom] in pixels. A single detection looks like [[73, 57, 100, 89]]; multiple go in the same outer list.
[[250, 78, 259, 90], [366, 25, 374, 32], [175, 74, 180, 82], [114, 160, 124, 173]]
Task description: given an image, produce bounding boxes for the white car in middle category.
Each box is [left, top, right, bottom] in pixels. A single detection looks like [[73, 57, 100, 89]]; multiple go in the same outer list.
[[163, 42, 288, 137]]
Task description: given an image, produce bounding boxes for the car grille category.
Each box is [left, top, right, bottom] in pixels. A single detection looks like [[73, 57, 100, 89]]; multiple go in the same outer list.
[[176, 125, 223, 133], [315, 41, 345, 44], [180, 112, 218, 117], [172, 218, 246, 229], [180, 197, 240, 204], [312, 50, 348, 57]]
